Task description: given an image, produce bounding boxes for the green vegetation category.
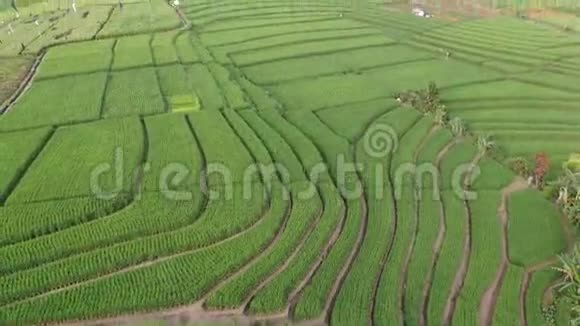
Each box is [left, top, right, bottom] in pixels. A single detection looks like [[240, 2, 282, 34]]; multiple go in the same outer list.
[[113, 35, 153, 70], [205, 181, 321, 310], [97, 1, 180, 37], [103, 68, 165, 117], [0, 1, 574, 325], [509, 190, 567, 266], [0, 72, 107, 130], [36, 39, 114, 78], [0, 127, 51, 202]]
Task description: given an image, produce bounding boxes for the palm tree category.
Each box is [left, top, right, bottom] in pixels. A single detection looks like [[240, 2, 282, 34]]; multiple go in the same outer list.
[[554, 245, 580, 324], [551, 168, 579, 204], [450, 117, 466, 137], [477, 134, 495, 155]]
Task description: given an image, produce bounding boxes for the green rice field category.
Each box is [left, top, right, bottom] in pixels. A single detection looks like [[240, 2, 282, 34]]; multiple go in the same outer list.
[[0, 0, 577, 325]]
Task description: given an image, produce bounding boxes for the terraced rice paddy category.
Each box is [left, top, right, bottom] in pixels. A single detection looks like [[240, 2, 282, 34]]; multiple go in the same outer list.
[[0, 0, 576, 325]]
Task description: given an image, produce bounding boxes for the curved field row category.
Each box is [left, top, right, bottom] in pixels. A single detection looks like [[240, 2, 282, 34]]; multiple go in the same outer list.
[[187, 1, 346, 22], [240, 45, 434, 85], [239, 110, 307, 183], [446, 106, 580, 125], [452, 191, 504, 325], [426, 186, 470, 324], [314, 98, 397, 142], [0, 126, 53, 205], [268, 59, 500, 111], [403, 128, 455, 326], [5, 118, 143, 204], [283, 111, 366, 322], [0, 72, 109, 131], [203, 181, 321, 311], [330, 107, 421, 325], [232, 34, 394, 68], [239, 110, 349, 315], [0, 182, 288, 324], [374, 117, 434, 325], [187, 4, 347, 28], [0, 195, 130, 247], [206, 21, 369, 47], [1, 2, 575, 325], [200, 107, 351, 319], [211, 26, 380, 63], [0, 106, 276, 318]]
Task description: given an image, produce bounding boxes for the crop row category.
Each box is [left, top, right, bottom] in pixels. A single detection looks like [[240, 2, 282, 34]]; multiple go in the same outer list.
[[5, 117, 142, 203], [113, 34, 153, 70], [469, 157, 515, 191], [447, 106, 580, 127], [241, 45, 433, 85], [452, 17, 569, 40], [142, 114, 202, 192], [426, 191, 468, 325], [330, 108, 419, 325], [437, 141, 477, 191], [239, 110, 307, 183], [412, 34, 547, 68], [187, 1, 343, 17], [246, 111, 347, 313], [0, 190, 206, 304], [0, 182, 288, 323], [424, 24, 562, 51], [96, 0, 180, 38], [281, 112, 367, 320], [259, 109, 331, 182], [452, 191, 503, 325], [207, 63, 249, 110], [103, 67, 165, 117], [221, 109, 274, 180], [493, 265, 525, 325], [330, 182, 389, 325], [441, 79, 575, 102], [188, 111, 257, 186], [402, 189, 442, 325], [285, 110, 351, 179], [0, 72, 107, 131], [209, 25, 377, 62], [0, 195, 130, 247], [232, 34, 393, 67], [269, 59, 499, 111], [235, 75, 282, 111], [375, 117, 431, 325], [36, 39, 114, 79], [200, 16, 347, 35], [205, 181, 321, 309], [0, 127, 52, 203], [188, 4, 344, 27], [156, 65, 198, 112], [403, 128, 454, 324], [314, 97, 396, 141], [151, 30, 181, 65]]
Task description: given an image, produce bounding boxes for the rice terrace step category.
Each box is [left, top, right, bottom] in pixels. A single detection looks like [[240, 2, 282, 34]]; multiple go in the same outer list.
[[0, 0, 578, 325]]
